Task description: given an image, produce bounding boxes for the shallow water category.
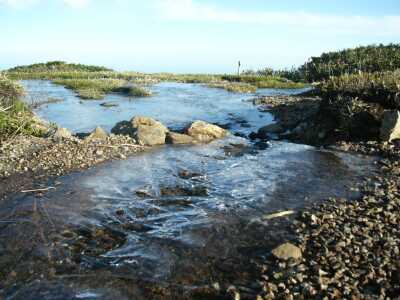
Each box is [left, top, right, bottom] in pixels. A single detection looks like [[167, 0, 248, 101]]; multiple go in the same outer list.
[[21, 80, 309, 134], [1, 81, 376, 299]]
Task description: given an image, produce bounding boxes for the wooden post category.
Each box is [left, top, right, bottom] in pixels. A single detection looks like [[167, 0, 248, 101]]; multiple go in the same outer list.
[[237, 61, 241, 76]]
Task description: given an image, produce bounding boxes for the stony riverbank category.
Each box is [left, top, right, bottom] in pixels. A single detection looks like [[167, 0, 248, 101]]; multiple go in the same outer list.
[[0, 134, 146, 199], [250, 141, 399, 300], [244, 94, 400, 300]]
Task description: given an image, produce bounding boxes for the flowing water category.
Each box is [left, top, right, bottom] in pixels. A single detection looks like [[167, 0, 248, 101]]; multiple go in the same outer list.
[[0, 81, 376, 299]]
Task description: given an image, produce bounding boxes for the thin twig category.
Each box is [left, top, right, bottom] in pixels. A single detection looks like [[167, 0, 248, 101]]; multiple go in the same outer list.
[[21, 187, 55, 193], [0, 105, 12, 112]]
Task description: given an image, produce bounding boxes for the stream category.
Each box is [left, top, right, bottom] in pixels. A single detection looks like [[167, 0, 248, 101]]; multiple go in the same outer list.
[[0, 81, 376, 299]]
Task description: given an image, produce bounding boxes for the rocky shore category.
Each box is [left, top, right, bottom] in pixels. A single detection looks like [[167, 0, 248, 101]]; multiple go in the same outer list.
[[0, 133, 145, 199], [246, 94, 400, 300]]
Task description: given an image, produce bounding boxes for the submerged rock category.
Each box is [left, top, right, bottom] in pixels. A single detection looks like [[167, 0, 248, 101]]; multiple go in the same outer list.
[[85, 126, 108, 141], [257, 123, 284, 138], [187, 121, 228, 143], [160, 185, 208, 197], [380, 110, 400, 142], [178, 169, 202, 179], [100, 102, 118, 108], [271, 242, 302, 260], [166, 132, 195, 145]]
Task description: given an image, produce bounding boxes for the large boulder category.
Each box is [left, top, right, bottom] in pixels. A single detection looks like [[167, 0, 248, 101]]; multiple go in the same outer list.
[[131, 116, 168, 132], [380, 110, 400, 142], [85, 126, 108, 141], [271, 242, 302, 261], [131, 116, 168, 146], [111, 116, 168, 146], [135, 126, 167, 146], [52, 127, 73, 141], [187, 121, 228, 143], [166, 132, 195, 145]]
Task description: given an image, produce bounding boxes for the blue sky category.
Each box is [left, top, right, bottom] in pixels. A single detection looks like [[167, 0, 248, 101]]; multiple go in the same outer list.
[[1, 0, 399, 73]]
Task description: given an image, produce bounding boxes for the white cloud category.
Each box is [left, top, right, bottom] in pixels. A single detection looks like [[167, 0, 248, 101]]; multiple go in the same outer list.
[[0, 0, 38, 8], [156, 0, 400, 36], [0, 0, 90, 8], [63, 0, 90, 8]]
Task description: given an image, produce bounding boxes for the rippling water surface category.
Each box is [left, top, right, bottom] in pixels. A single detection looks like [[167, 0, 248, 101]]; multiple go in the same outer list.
[[0, 81, 376, 299]]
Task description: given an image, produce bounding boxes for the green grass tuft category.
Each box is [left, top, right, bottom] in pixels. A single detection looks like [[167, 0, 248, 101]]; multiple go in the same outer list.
[[128, 86, 152, 97], [53, 78, 127, 100], [207, 82, 258, 93]]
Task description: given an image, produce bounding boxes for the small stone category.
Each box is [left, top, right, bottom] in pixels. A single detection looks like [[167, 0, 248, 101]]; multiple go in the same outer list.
[[272, 242, 302, 260]]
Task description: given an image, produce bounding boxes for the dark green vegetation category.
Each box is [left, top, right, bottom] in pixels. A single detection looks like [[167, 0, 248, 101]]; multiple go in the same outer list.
[[244, 43, 400, 83], [301, 44, 400, 141], [300, 43, 400, 82], [0, 76, 45, 138], [8, 61, 112, 73], [319, 70, 400, 109]]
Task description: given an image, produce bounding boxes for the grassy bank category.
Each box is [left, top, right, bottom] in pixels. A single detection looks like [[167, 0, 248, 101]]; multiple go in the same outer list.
[[0, 76, 45, 138], [221, 75, 307, 89], [207, 82, 258, 93], [319, 70, 400, 109]]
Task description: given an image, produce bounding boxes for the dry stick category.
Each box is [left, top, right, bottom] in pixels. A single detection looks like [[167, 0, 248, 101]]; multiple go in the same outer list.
[[21, 187, 55, 193], [97, 144, 146, 149], [0, 105, 12, 112]]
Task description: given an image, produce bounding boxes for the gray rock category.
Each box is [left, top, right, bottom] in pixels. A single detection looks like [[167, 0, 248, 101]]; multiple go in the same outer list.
[[131, 116, 168, 133], [166, 132, 195, 144], [52, 127, 73, 141], [131, 116, 168, 146], [187, 120, 228, 143], [135, 126, 167, 146], [272, 242, 302, 260], [380, 110, 400, 142], [111, 116, 168, 146], [86, 126, 108, 141]]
